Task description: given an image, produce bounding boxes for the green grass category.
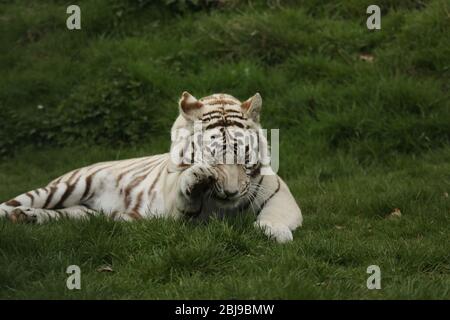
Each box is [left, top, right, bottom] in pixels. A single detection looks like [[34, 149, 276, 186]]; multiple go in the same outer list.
[[0, 145, 449, 299], [0, 0, 449, 299]]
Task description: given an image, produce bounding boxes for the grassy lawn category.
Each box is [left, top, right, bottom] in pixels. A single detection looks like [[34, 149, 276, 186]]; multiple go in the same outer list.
[[0, 0, 449, 299]]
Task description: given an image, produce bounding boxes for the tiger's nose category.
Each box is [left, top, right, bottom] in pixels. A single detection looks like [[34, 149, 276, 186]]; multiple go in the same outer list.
[[224, 190, 239, 198]]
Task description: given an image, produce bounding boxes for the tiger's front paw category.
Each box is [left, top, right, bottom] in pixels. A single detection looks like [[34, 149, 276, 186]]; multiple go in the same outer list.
[[254, 220, 293, 243], [180, 163, 218, 199]]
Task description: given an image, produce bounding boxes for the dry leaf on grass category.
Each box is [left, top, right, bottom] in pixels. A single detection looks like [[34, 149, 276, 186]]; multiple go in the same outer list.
[[97, 265, 114, 273], [359, 53, 375, 63], [388, 208, 402, 219]]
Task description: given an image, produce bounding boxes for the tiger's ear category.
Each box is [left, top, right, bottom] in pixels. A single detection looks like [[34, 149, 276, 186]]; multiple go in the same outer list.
[[241, 93, 262, 123], [179, 91, 203, 121]]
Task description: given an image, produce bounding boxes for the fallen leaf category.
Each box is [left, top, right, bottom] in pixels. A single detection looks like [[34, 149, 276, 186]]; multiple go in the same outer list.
[[315, 281, 327, 286], [359, 53, 375, 63], [97, 265, 114, 273], [388, 208, 402, 219], [335, 225, 344, 230]]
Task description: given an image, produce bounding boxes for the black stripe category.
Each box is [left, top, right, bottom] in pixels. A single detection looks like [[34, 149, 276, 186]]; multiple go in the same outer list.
[[54, 177, 80, 209], [25, 192, 34, 205], [115, 159, 150, 186], [67, 169, 80, 184], [81, 164, 113, 201], [190, 141, 195, 164], [5, 199, 21, 207], [148, 169, 163, 197], [202, 110, 223, 117], [43, 186, 58, 208], [256, 178, 280, 215], [225, 115, 247, 121], [245, 145, 250, 164], [205, 120, 246, 130], [202, 115, 223, 121], [253, 176, 264, 198], [225, 120, 245, 128], [82, 174, 94, 200], [222, 127, 227, 162], [206, 120, 226, 130], [224, 109, 242, 114], [132, 191, 144, 213], [124, 175, 146, 209]]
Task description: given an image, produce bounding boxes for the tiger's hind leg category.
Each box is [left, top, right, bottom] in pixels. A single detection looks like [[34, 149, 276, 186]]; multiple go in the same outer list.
[[0, 180, 91, 220], [8, 205, 98, 224], [7, 205, 140, 224]]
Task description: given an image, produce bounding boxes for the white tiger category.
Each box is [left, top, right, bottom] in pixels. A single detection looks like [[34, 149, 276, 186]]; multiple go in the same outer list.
[[0, 92, 302, 243]]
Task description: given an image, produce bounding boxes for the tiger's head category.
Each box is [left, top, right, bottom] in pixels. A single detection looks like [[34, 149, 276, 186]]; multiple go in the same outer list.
[[170, 92, 269, 208]]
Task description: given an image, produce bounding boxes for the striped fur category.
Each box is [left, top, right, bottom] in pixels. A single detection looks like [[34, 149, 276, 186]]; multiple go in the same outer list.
[[0, 92, 302, 242]]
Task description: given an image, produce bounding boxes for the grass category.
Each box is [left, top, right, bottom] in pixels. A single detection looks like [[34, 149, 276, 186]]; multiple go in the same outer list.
[[0, 0, 449, 299], [0, 145, 449, 299]]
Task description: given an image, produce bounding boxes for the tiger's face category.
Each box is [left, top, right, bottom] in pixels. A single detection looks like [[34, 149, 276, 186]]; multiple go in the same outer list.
[[171, 92, 266, 208]]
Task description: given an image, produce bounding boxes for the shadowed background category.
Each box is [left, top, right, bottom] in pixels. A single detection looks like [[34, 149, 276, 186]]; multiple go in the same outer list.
[[0, 0, 449, 299]]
